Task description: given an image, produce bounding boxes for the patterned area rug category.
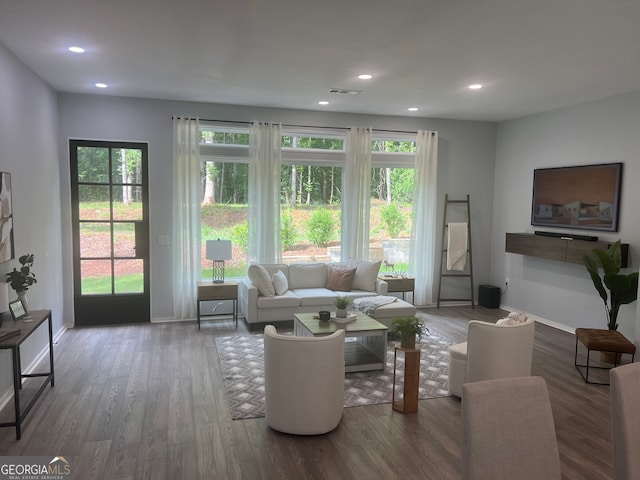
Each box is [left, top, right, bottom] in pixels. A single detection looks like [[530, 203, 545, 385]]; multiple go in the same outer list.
[[215, 329, 454, 420]]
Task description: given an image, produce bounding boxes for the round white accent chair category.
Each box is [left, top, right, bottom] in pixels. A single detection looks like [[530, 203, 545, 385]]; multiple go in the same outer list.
[[264, 325, 345, 435], [448, 318, 535, 397]]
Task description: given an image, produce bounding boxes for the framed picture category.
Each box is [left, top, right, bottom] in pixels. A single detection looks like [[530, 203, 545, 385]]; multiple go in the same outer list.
[[9, 298, 27, 320], [0, 172, 15, 263], [531, 163, 623, 232]]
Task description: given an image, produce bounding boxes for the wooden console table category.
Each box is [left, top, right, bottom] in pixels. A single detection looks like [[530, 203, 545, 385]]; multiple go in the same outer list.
[[0, 309, 54, 440], [379, 276, 415, 304], [392, 344, 421, 413]]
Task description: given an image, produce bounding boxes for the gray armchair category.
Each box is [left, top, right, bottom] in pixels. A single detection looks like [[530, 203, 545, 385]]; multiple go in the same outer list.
[[461, 376, 561, 480], [610, 362, 640, 480]]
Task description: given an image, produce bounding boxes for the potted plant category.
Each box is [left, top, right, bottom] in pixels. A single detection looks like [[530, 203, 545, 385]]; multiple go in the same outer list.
[[335, 296, 349, 318], [584, 240, 638, 362], [390, 316, 427, 349], [6, 253, 37, 311]]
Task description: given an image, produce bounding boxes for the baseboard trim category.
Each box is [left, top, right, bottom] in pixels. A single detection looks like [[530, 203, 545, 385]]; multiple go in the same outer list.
[[500, 304, 574, 334]]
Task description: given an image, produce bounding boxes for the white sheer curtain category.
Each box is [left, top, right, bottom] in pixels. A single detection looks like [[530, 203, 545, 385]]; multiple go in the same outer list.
[[341, 127, 372, 261], [172, 117, 201, 319], [248, 122, 282, 263], [410, 130, 438, 306]]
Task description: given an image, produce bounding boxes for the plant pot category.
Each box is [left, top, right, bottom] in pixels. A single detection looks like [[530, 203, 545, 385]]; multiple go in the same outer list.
[[336, 308, 347, 318], [400, 334, 416, 349], [600, 351, 622, 365], [17, 291, 29, 313]]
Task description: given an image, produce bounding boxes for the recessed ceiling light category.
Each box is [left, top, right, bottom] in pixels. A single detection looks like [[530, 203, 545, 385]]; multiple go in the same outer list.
[[68, 46, 85, 53], [318, 101, 329, 105], [408, 107, 419, 112], [468, 84, 483, 90], [95, 83, 108, 89], [358, 74, 373, 80]]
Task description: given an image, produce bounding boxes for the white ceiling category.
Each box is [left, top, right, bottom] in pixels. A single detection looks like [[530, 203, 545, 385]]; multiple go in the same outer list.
[[1, 0, 639, 122]]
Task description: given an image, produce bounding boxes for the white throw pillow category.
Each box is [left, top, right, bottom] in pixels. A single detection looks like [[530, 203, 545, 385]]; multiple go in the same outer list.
[[247, 263, 275, 297], [272, 269, 289, 296], [349, 260, 382, 292]]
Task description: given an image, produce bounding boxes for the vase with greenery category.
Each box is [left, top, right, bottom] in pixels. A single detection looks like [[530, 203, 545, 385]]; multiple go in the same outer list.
[[6, 253, 37, 312], [583, 240, 638, 331], [390, 316, 427, 349], [335, 296, 349, 318]]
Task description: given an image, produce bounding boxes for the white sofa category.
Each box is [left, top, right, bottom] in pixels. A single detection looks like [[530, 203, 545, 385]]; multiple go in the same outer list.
[[239, 261, 391, 325]]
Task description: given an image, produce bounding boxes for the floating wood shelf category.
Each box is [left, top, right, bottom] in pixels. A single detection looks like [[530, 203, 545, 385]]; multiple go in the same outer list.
[[505, 233, 628, 268]]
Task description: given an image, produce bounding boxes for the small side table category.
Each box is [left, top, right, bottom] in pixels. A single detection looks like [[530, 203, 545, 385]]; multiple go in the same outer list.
[[379, 276, 415, 304], [392, 344, 421, 413], [197, 281, 238, 329]]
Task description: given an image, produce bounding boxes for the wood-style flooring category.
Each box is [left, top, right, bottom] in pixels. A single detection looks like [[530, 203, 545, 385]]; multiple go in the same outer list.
[[0, 306, 615, 479]]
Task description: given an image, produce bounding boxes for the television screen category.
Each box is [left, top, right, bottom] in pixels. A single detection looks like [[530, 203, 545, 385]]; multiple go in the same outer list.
[[531, 163, 622, 232]]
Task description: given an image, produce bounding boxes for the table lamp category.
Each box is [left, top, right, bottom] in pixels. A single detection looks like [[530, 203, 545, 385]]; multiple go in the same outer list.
[[206, 239, 232, 283]]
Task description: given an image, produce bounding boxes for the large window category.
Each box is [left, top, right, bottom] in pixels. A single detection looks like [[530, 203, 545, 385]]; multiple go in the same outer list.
[[198, 124, 416, 279]]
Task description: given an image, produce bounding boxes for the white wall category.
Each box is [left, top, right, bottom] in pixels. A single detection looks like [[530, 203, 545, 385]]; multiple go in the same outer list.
[[493, 91, 640, 342], [0, 43, 65, 400], [57, 94, 497, 320]]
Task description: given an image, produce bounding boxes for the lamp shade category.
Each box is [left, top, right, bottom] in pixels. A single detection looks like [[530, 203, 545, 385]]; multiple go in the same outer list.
[[206, 239, 232, 261]]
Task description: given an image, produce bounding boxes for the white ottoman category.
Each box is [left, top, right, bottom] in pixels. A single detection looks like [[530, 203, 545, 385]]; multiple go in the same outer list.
[[369, 298, 417, 327]]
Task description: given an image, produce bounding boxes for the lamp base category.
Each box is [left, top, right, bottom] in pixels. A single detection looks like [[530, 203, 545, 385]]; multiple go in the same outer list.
[[212, 260, 226, 284]]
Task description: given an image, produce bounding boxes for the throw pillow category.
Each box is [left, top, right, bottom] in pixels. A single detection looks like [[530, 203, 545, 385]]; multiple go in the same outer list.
[[326, 266, 357, 292], [247, 263, 275, 297], [349, 260, 382, 292], [272, 269, 289, 295]]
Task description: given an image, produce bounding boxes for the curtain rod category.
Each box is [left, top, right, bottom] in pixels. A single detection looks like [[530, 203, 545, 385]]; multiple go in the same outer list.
[[172, 116, 429, 135]]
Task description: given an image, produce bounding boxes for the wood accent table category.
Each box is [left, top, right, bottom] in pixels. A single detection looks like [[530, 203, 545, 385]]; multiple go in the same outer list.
[[293, 311, 388, 372], [392, 344, 421, 413], [0, 310, 54, 439], [379, 276, 415, 304], [197, 281, 238, 329]]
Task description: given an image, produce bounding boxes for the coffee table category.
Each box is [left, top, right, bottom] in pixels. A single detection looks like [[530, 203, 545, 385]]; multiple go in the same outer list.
[[293, 311, 388, 372]]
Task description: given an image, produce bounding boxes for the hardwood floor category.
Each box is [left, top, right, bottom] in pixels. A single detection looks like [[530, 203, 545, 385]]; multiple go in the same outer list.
[[0, 307, 615, 479]]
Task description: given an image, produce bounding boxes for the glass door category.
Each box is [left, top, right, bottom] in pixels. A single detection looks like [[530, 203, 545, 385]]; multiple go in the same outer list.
[[70, 140, 150, 326]]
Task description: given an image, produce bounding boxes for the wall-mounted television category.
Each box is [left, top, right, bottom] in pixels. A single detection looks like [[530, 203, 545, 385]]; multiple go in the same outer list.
[[531, 162, 623, 232]]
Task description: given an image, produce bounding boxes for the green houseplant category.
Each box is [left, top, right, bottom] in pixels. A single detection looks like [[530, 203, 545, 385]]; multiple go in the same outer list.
[[6, 253, 37, 294], [390, 316, 428, 349], [335, 296, 349, 318], [583, 240, 638, 331], [6, 253, 37, 312]]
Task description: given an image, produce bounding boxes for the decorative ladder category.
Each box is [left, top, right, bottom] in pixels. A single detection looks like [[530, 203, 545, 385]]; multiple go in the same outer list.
[[436, 194, 475, 308]]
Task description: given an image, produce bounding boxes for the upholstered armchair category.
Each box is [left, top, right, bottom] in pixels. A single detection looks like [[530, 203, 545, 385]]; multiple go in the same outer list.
[[461, 376, 561, 480], [610, 362, 640, 480], [263, 325, 345, 435], [448, 318, 535, 397]]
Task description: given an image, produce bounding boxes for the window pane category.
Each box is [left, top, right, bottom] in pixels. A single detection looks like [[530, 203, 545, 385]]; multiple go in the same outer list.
[[200, 130, 249, 146], [201, 161, 249, 279], [282, 135, 344, 151], [113, 223, 136, 257], [81, 260, 112, 295], [370, 168, 414, 273], [114, 259, 143, 293], [77, 146, 109, 183], [280, 165, 342, 263], [371, 140, 416, 153], [112, 186, 143, 221], [111, 148, 142, 185], [80, 222, 111, 258], [79, 185, 110, 220]]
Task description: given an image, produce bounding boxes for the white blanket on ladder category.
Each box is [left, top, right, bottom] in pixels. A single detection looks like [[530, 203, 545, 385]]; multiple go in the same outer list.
[[447, 222, 468, 271]]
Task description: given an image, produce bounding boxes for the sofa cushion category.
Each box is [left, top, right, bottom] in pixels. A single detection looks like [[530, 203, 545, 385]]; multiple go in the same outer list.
[[349, 260, 382, 292], [291, 288, 337, 306], [289, 263, 328, 289], [257, 290, 300, 309], [326, 265, 357, 291], [248, 263, 275, 297], [272, 269, 289, 295]]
